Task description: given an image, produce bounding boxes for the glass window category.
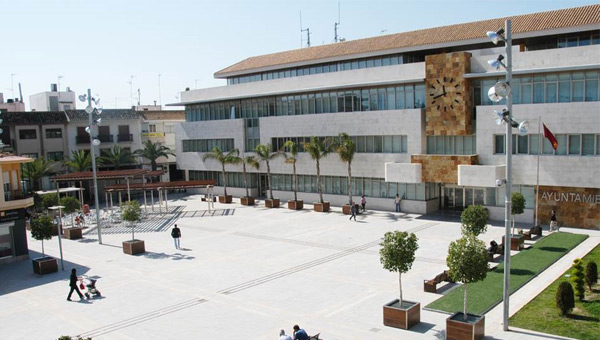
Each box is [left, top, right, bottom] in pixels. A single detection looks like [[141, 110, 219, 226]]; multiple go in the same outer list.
[[582, 134, 595, 155], [45, 129, 62, 138], [427, 136, 435, 154], [384, 136, 393, 153], [585, 72, 598, 101], [357, 136, 366, 153], [366, 136, 374, 153], [330, 92, 337, 113], [401, 136, 407, 153], [378, 88, 386, 110], [369, 89, 378, 111], [556, 135, 567, 155], [518, 135, 528, 154], [395, 86, 405, 109], [361, 90, 369, 111], [414, 84, 425, 108], [392, 136, 401, 153], [569, 135, 581, 155], [559, 79, 571, 102], [322, 93, 330, 113], [529, 135, 539, 155], [405, 86, 414, 109], [387, 87, 395, 110], [315, 93, 322, 114], [19, 129, 37, 139], [374, 136, 383, 153]]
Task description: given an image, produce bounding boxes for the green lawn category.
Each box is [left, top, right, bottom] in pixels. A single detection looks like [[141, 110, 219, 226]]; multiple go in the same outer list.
[[510, 244, 600, 340], [426, 232, 588, 315]]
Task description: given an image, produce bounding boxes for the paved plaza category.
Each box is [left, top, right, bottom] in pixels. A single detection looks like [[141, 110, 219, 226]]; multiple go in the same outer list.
[[1, 193, 598, 340]]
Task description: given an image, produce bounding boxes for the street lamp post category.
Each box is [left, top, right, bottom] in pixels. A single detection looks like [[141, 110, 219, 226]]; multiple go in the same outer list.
[[48, 205, 65, 271]]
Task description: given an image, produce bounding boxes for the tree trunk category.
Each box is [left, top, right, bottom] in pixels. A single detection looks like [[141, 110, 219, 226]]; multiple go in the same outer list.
[[132, 222, 135, 241], [267, 161, 273, 200], [41, 240, 45, 258], [151, 160, 157, 171], [464, 283, 468, 321], [242, 163, 249, 198], [347, 161, 352, 205], [399, 272, 403, 305], [293, 162, 298, 202], [221, 163, 228, 197], [317, 159, 323, 203]]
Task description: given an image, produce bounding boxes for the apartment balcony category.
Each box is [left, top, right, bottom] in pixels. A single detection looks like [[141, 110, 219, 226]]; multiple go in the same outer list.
[[2, 190, 34, 211], [76, 135, 90, 144], [117, 134, 133, 142], [98, 134, 113, 143]]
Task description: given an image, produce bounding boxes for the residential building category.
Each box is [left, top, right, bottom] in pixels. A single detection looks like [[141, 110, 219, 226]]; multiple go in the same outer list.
[[141, 110, 185, 181], [174, 4, 600, 229], [29, 84, 76, 111], [0, 154, 34, 264], [0, 93, 25, 112]]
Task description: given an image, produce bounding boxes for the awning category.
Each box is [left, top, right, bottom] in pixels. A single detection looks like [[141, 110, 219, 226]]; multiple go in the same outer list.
[[35, 187, 84, 195], [52, 169, 164, 182], [105, 180, 216, 192]]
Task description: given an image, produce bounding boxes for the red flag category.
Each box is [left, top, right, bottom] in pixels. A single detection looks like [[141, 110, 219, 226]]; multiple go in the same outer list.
[[543, 123, 558, 150]]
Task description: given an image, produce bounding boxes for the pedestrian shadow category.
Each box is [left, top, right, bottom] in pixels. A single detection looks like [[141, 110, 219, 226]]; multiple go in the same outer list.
[[382, 212, 413, 222], [538, 246, 568, 252], [140, 251, 195, 260], [78, 238, 97, 244], [178, 247, 193, 251]]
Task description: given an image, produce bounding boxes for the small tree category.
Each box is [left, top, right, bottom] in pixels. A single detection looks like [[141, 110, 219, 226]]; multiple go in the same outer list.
[[254, 143, 283, 200], [41, 193, 59, 210], [283, 140, 300, 202], [333, 133, 356, 206], [460, 205, 489, 237], [511, 192, 525, 235], [121, 201, 141, 240], [555, 281, 575, 316], [202, 147, 241, 197], [379, 231, 419, 305], [585, 261, 598, 291], [60, 196, 81, 227], [446, 235, 489, 320], [30, 216, 54, 258], [303, 137, 333, 204], [571, 258, 585, 301], [241, 155, 260, 198]]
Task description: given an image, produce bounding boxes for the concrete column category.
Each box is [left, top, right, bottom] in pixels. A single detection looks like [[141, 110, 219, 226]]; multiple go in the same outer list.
[[118, 192, 122, 207], [151, 190, 155, 211], [143, 190, 147, 213], [164, 189, 168, 211]]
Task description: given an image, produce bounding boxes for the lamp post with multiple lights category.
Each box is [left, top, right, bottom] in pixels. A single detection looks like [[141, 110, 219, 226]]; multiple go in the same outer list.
[[79, 90, 103, 244], [486, 20, 529, 331]]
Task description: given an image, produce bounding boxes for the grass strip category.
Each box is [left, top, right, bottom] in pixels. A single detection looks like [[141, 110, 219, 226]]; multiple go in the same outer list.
[[509, 244, 600, 340], [425, 232, 588, 315]]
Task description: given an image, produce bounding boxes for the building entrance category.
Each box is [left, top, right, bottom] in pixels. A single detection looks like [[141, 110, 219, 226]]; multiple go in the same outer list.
[[443, 185, 487, 211]]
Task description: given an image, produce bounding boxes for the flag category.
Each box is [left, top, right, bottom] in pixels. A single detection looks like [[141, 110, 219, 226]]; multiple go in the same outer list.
[[543, 123, 558, 150]]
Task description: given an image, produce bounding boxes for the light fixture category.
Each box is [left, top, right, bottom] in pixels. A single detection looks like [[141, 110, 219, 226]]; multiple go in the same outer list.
[[96, 107, 103, 115], [0, 128, 3, 134], [488, 81, 512, 102], [85, 126, 91, 134], [96, 118, 102, 125], [493, 109, 506, 125], [92, 139, 101, 146], [85, 105, 94, 114], [517, 120, 529, 134], [486, 28, 505, 45], [0, 118, 3, 124], [78, 94, 87, 102], [487, 54, 506, 70], [93, 97, 100, 105]]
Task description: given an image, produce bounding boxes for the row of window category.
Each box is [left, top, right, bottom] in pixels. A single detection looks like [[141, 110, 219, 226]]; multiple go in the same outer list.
[[182, 139, 235, 153], [186, 83, 427, 122], [271, 135, 408, 154], [189, 170, 258, 188], [426, 135, 477, 155], [17, 129, 63, 140], [443, 184, 535, 209], [528, 31, 600, 51], [227, 53, 425, 85], [475, 71, 599, 106], [494, 133, 600, 156]]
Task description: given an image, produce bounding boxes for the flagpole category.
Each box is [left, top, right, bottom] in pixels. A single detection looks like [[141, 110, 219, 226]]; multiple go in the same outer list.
[[535, 116, 541, 227]]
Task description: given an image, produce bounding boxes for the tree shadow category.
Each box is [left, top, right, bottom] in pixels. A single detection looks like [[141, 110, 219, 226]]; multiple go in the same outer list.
[[139, 251, 195, 260], [539, 246, 568, 252], [407, 322, 435, 334], [0, 250, 90, 295], [510, 268, 536, 276], [567, 313, 599, 322], [77, 238, 98, 244]]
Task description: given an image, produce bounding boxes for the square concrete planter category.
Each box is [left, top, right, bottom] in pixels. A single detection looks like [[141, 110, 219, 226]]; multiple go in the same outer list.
[[313, 202, 330, 212], [122, 239, 145, 255], [502, 234, 525, 251], [265, 199, 280, 208], [218, 195, 232, 203], [383, 299, 420, 330], [32, 257, 58, 275], [240, 196, 255, 206], [342, 204, 352, 215], [287, 200, 303, 210], [446, 312, 485, 340], [63, 227, 82, 240]]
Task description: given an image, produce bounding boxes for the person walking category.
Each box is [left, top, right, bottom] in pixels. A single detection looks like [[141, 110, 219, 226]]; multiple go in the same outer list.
[[550, 210, 558, 232], [394, 194, 402, 212], [171, 224, 181, 249], [67, 268, 84, 301], [278, 329, 292, 340], [360, 195, 367, 212], [349, 202, 357, 221]]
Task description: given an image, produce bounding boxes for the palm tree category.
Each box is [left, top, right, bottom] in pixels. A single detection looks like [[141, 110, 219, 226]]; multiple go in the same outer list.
[[64, 150, 91, 172], [202, 146, 241, 197], [283, 140, 300, 202], [134, 140, 174, 171], [254, 143, 283, 200], [99, 145, 136, 170], [242, 155, 260, 199], [303, 137, 333, 204], [22, 158, 55, 192], [333, 133, 356, 206]]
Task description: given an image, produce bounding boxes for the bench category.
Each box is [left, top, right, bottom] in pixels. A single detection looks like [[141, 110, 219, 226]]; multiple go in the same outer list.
[[523, 225, 542, 240], [424, 270, 453, 293], [308, 333, 321, 340]]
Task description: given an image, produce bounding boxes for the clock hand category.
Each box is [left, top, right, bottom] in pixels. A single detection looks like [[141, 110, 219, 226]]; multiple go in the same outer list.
[[432, 92, 448, 99]]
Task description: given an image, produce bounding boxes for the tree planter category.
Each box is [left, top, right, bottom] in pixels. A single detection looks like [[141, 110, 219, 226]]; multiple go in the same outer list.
[[240, 196, 255, 206], [265, 199, 280, 208], [383, 299, 420, 330], [51, 224, 59, 236], [202, 196, 216, 202], [122, 239, 145, 255], [342, 204, 352, 215], [446, 312, 485, 340], [32, 257, 58, 275], [313, 202, 330, 212], [218, 195, 232, 203], [502, 234, 525, 251], [287, 200, 303, 210], [63, 227, 82, 240]]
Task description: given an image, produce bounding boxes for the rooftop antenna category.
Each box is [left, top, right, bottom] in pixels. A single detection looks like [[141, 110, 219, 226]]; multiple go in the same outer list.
[[137, 88, 141, 106], [18, 82, 23, 103], [334, 2, 341, 43], [300, 11, 311, 48], [128, 75, 136, 107]]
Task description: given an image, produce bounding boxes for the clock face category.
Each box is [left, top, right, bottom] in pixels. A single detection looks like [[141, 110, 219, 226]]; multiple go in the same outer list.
[[429, 76, 462, 114]]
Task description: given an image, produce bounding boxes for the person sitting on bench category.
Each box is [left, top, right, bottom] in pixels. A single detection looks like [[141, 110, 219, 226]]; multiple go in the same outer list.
[[488, 240, 498, 255], [292, 325, 309, 340]]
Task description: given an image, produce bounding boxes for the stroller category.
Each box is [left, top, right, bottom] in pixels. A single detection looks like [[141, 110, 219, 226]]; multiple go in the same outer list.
[[79, 275, 102, 299]]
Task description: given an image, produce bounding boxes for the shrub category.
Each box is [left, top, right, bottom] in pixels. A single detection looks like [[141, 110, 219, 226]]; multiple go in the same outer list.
[[511, 192, 525, 215], [30, 216, 54, 258], [572, 258, 585, 301], [122, 201, 142, 240], [41, 193, 59, 210], [585, 261, 598, 291], [460, 205, 488, 236], [60, 196, 80, 215], [555, 281, 575, 316]]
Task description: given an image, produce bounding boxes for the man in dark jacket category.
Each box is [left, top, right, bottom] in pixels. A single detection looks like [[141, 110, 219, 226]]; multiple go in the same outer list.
[[292, 325, 309, 340], [171, 224, 182, 249], [67, 268, 84, 301]]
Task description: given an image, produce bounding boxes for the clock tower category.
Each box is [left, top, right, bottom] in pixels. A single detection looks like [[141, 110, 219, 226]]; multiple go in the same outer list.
[[425, 52, 473, 136]]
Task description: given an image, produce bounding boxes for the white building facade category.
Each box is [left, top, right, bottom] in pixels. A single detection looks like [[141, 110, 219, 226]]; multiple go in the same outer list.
[[29, 84, 76, 112], [174, 5, 600, 229]]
